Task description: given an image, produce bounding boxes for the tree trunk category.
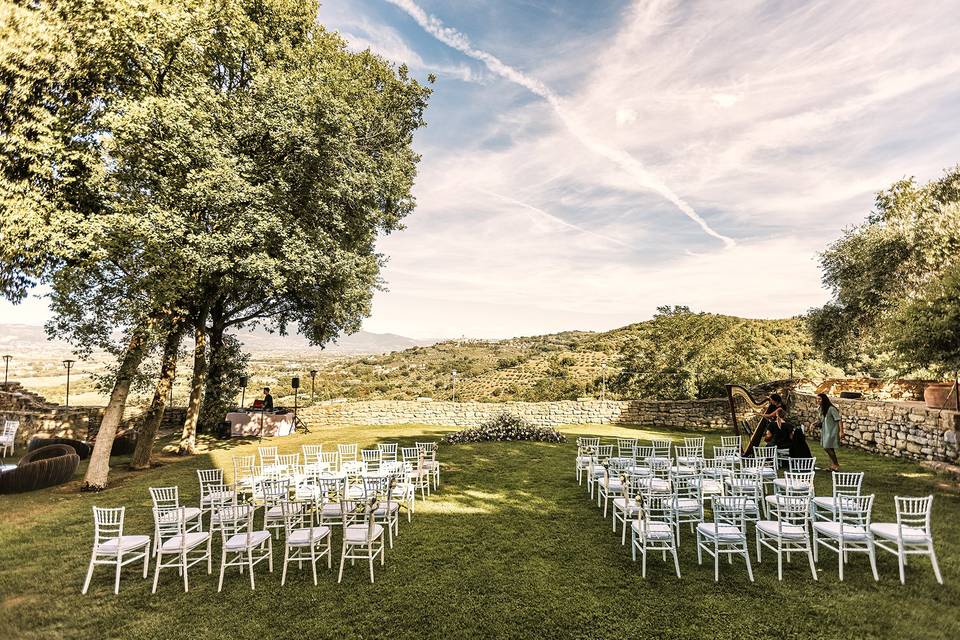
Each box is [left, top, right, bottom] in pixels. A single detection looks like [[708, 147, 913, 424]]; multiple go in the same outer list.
[[199, 313, 226, 433], [178, 309, 209, 455], [130, 327, 183, 470], [81, 333, 147, 491]]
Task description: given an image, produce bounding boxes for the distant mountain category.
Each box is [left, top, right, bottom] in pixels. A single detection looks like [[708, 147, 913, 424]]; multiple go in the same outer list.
[[0, 323, 434, 357], [0, 324, 72, 355], [236, 328, 435, 355]]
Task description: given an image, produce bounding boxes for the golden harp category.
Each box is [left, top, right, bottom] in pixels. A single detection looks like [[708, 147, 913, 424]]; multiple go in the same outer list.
[[724, 384, 770, 456]]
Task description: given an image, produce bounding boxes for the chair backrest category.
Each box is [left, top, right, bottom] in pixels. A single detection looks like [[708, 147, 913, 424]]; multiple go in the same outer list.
[[729, 470, 762, 498], [218, 505, 255, 544], [207, 483, 236, 511], [577, 437, 600, 451], [302, 444, 323, 464], [342, 494, 379, 541], [671, 472, 701, 500], [774, 495, 810, 528], [317, 475, 346, 504], [232, 455, 256, 482], [788, 457, 816, 473], [1, 420, 19, 441], [377, 442, 398, 461], [700, 458, 733, 479], [338, 443, 358, 462], [713, 496, 749, 531], [778, 471, 814, 497], [281, 499, 309, 537], [416, 442, 437, 461], [633, 445, 654, 460], [683, 436, 705, 453], [258, 477, 290, 506], [832, 471, 864, 497], [276, 453, 300, 473], [895, 495, 934, 534], [197, 468, 225, 498], [361, 449, 382, 467], [616, 438, 638, 457], [92, 506, 125, 547], [620, 470, 647, 501], [720, 435, 742, 449], [258, 446, 278, 466], [320, 451, 339, 468], [650, 438, 671, 458], [837, 493, 874, 528], [647, 456, 671, 479], [674, 445, 702, 466], [754, 446, 777, 468], [595, 444, 614, 459], [643, 493, 675, 526], [153, 506, 186, 547], [149, 486, 181, 510]]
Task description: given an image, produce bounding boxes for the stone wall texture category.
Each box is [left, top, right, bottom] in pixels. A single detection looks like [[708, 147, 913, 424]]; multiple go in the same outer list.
[[790, 392, 959, 464], [1, 382, 186, 445], [300, 398, 732, 431]]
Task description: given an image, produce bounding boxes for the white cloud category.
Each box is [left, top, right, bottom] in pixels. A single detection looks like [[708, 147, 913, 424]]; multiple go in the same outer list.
[[615, 108, 637, 126], [711, 93, 740, 108], [383, 0, 736, 248]]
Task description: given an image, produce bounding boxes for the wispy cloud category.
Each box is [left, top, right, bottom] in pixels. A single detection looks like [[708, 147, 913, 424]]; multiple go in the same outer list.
[[383, 0, 736, 247]]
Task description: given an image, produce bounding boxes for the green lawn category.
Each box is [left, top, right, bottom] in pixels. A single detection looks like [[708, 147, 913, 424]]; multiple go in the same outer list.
[[1, 424, 957, 639]]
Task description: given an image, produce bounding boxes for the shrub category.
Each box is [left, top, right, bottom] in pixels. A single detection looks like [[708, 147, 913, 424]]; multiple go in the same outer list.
[[443, 413, 566, 444]]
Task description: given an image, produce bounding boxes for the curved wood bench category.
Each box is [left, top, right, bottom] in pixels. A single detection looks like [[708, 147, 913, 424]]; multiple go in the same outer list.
[[0, 444, 80, 494]]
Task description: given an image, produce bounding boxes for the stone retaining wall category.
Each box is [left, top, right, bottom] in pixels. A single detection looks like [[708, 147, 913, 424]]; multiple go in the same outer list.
[[300, 398, 731, 432], [1, 381, 187, 445], [790, 392, 959, 464]]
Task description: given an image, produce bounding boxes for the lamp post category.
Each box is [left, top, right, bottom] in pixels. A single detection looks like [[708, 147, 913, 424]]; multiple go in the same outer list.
[[63, 359, 75, 407], [788, 352, 797, 380], [601, 362, 607, 401], [2, 355, 11, 386], [309, 370, 318, 404], [451, 369, 458, 402]]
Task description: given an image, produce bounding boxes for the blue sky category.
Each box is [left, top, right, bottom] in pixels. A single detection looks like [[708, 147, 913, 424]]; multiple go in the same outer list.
[[4, 0, 960, 340]]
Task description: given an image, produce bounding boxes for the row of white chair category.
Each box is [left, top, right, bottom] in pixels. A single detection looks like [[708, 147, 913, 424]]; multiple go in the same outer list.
[[576, 437, 944, 584], [82, 441, 441, 594]]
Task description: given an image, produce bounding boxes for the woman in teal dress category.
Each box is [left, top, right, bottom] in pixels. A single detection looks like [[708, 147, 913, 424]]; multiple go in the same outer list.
[[817, 393, 843, 470]]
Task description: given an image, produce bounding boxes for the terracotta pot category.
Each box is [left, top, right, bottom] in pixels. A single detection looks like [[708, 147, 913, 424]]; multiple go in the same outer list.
[[923, 383, 959, 410]]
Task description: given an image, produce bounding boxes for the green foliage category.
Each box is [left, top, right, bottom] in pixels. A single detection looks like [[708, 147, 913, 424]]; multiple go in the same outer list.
[[611, 307, 835, 400], [199, 334, 250, 432], [886, 263, 960, 374], [810, 167, 960, 373]]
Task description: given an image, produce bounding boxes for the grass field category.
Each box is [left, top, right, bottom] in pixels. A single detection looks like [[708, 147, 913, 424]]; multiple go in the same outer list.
[[1, 424, 957, 639]]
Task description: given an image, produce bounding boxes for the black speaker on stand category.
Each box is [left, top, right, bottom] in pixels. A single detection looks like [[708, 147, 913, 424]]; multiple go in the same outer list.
[[239, 375, 248, 409], [291, 376, 309, 434], [292, 376, 300, 428]]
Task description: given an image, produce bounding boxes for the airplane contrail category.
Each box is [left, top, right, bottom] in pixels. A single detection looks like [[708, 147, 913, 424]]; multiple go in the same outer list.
[[384, 0, 736, 248], [474, 187, 639, 251]]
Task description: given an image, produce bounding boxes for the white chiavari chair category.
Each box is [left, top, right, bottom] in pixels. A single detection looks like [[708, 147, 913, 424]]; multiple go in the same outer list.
[[870, 495, 942, 585], [81, 506, 150, 595]]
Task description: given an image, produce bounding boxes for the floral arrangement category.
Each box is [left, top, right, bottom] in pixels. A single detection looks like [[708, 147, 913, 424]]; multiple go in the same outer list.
[[443, 413, 566, 444]]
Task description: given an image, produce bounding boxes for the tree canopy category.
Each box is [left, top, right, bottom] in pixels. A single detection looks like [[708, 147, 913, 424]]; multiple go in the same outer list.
[[611, 306, 836, 400], [809, 167, 960, 375], [0, 0, 431, 486]]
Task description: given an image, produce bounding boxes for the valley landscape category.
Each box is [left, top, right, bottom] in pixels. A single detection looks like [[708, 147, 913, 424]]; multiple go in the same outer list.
[[0, 310, 842, 411]]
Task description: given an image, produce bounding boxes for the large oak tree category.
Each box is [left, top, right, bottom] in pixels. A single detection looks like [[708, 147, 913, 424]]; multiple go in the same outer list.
[[0, 0, 431, 486]]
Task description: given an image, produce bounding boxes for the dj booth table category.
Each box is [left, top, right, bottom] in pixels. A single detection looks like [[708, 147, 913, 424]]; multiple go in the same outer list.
[[227, 411, 295, 438]]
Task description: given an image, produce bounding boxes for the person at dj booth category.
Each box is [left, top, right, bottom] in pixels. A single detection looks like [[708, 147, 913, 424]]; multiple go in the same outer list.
[[261, 387, 274, 411]]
